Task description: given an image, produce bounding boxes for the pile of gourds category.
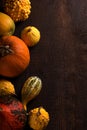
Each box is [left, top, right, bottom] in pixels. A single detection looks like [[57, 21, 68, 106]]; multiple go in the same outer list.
[[0, 77, 49, 130], [0, 0, 50, 130]]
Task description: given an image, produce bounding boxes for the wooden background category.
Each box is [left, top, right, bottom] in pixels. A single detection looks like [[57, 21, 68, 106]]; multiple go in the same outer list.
[[0, 0, 87, 129]]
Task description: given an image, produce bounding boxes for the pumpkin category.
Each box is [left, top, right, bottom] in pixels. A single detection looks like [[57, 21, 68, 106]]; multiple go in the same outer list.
[[0, 36, 30, 77], [0, 95, 27, 130]]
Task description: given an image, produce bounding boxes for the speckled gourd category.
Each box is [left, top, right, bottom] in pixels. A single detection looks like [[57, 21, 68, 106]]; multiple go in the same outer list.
[[2, 0, 31, 22], [21, 76, 42, 111]]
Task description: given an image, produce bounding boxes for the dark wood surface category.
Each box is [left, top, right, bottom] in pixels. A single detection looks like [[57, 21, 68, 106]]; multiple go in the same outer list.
[[0, 0, 87, 130]]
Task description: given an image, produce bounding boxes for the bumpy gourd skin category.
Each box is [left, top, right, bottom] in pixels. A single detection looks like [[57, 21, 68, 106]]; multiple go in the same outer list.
[[28, 107, 50, 130], [3, 0, 31, 22]]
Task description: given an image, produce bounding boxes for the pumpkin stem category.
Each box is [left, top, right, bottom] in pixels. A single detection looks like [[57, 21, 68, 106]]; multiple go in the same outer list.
[[0, 45, 14, 57]]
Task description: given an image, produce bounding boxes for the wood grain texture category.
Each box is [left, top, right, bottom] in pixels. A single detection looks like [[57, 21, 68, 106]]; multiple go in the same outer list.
[[0, 0, 87, 130]]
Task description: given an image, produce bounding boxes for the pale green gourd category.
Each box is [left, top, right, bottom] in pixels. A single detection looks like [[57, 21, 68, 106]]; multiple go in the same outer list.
[[21, 76, 42, 111]]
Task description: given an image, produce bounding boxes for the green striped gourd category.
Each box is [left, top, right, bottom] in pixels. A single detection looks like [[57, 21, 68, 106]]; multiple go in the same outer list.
[[21, 76, 42, 111]]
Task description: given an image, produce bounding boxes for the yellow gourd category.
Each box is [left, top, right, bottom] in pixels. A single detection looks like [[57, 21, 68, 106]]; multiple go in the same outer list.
[[0, 79, 15, 96], [0, 12, 15, 36], [28, 107, 50, 130], [21, 26, 41, 47]]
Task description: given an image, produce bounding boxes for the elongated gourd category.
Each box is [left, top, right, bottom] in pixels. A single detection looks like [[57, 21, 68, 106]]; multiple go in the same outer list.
[[21, 76, 42, 111]]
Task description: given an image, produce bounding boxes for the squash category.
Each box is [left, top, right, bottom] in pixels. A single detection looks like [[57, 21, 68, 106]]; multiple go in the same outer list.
[[21, 26, 41, 47], [0, 79, 15, 96], [2, 0, 31, 22], [28, 107, 50, 130], [21, 76, 42, 110], [0, 36, 30, 77], [0, 95, 27, 130], [0, 12, 15, 36]]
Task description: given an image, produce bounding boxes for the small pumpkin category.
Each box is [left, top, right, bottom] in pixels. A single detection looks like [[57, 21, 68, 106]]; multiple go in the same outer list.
[[0, 36, 30, 77]]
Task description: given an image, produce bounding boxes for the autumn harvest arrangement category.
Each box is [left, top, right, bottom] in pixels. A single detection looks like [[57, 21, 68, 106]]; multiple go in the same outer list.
[[0, 0, 50, 130]]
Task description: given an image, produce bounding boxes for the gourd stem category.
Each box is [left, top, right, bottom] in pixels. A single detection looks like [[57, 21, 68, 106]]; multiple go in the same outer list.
[[27, 28, 31, 32], [23, 104, 27, 111], [0, 45, 14, 57]]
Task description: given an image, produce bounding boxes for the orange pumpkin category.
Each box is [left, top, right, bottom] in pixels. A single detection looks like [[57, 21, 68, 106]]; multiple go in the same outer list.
[[0, 36, 30, 77]]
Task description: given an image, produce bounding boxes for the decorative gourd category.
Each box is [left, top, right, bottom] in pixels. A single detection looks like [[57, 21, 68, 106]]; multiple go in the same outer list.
[[0, 79, 16, 96], [2, 0, 31, 22], [21, 26, 41, 47], [0, 36, 30, 77], [28, 107, 50, 130], [21, 76, 42, 110], [0, 95, 27, 130], [0, 12, 15, 36]]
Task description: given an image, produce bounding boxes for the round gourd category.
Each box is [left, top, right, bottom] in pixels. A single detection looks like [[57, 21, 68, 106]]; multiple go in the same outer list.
[[0, 79, 15, 96], [28, 107, 50, 130], [21, 26, 41, 47], [0, 95, 27, 130], [0, 12, 15, 36], [0, 36, 30, 77]]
